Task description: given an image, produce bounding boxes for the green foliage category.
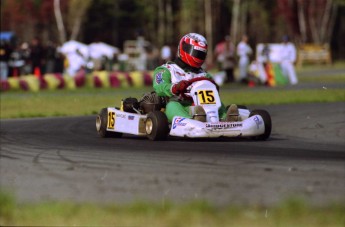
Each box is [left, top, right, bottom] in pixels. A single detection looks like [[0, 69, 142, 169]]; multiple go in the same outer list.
[[180, 0, 201, 35], [247, 0, 271, 43], [335, 0, 345, 6]]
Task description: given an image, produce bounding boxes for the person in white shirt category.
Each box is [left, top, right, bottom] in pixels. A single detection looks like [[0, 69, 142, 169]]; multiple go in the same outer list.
[[64, 49, 87, 76], [161, 44, 172, 63], [280, 35, 298, 85], [236, 35, 252, 83]]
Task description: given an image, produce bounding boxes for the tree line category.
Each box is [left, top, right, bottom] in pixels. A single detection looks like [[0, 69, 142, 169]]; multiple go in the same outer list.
[[1, 0, 344, 59]]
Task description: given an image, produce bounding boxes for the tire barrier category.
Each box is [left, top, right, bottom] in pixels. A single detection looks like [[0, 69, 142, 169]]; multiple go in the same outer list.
[[0, 70, 154, 92]]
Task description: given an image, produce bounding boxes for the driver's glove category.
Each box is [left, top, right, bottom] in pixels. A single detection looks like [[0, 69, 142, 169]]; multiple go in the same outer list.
[[171, 80, 190, 95]]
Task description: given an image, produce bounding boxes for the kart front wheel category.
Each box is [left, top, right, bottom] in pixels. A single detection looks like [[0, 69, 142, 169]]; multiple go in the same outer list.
[[145, 111, 169, 141], [249, 109, 272, 140], [96, 108, 123, 138]]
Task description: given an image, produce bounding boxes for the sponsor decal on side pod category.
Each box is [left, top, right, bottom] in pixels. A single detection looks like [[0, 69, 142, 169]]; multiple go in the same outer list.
[[172, 117, 187, 129], [205, 122, 242, 129], [253, 116, 263, 129]]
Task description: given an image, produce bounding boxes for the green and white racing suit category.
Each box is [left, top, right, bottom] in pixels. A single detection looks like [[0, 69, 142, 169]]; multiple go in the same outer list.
[[153, 61, 227, 123]]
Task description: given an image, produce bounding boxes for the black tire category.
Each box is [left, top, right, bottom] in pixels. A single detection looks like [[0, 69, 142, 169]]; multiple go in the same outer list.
[[249, 109, 272, 140], [96, 108, 123, 138], [145, 111, 169, 141]]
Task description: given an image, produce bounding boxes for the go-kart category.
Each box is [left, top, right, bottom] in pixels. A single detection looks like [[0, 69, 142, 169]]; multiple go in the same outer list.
[[96, 77, 272, 141]]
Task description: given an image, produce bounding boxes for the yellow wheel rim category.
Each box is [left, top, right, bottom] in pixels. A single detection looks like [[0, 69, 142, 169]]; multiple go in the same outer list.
[[145, 118, 153, 134], [96, 115, 101, 132]]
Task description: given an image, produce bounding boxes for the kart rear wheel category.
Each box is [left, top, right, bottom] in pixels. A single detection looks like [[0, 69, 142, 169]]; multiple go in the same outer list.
[[249, 109, 272, 140], [145, 111, 169, 141], [96, 108, 123, 138]]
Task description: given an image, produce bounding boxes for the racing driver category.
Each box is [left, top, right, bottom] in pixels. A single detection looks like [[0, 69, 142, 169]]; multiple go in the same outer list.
[[153, 33, 239, 123]]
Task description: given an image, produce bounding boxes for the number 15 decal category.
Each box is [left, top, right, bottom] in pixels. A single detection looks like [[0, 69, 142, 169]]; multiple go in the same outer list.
[[197, 90, 215, 104], [108, 111, 115, 129]]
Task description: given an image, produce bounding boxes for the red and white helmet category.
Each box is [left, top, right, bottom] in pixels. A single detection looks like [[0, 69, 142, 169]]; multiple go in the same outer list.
[[177, 33, 207, 68]]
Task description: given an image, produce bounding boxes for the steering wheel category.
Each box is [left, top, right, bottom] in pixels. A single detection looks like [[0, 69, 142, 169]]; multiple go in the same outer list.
[[183, 77, 219, 92], [180, 77, 219, 100]]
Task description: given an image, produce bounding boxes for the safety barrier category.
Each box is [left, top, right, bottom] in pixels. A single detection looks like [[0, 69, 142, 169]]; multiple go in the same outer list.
[[0, 70, 154, 92], [297, 44, 332, 67]]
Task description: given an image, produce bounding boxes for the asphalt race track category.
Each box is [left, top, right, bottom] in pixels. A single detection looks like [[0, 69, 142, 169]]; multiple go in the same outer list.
[[1, 102, 344, 206]]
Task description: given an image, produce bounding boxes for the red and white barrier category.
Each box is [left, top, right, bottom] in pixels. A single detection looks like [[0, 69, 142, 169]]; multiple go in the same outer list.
[[0, 70, 154, 92]]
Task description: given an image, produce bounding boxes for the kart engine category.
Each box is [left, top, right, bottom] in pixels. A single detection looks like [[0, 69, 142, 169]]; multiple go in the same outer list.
[[122, 97, 140, 113], [139, 92, 166, 114]]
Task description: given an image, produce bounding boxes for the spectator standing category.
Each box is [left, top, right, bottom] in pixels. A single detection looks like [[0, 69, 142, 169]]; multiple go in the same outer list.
[[29, 37, 44, 76], [136, 34, 149, 71], [66, 49, 87, 76], [160, 44, 172, 64], [8, 44, 25, 77], [146, 44, 160, 70], [0, 41, 12, 80], [19, 42, 31, 75], [214, 35, 236, 83], [45, 41, 59, 73], [54, 43, 65, 74], [253, 43, 270, 85], [280, 35, 298, 85], [236, 35, 252, 83]]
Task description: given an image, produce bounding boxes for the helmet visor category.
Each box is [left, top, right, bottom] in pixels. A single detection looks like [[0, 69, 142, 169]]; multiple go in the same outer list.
[[182, 42, 207, 60]]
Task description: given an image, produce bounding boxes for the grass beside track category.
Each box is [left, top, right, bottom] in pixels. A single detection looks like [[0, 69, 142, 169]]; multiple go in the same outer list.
[[1, 192, 344, 227], [0, 86, 344, 119]]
